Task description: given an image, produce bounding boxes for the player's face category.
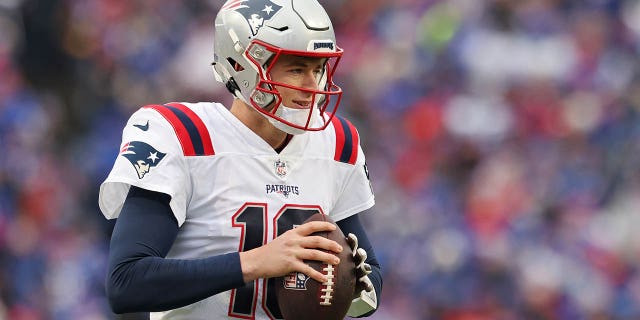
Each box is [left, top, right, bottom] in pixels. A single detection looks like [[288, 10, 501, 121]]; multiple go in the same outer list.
[[268, 54, 325, 110]]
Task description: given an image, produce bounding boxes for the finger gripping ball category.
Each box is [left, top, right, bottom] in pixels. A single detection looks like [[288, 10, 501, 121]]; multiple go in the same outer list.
[[276, 213, 356, 320]]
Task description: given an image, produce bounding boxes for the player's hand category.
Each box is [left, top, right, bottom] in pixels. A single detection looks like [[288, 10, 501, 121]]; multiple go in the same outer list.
[[346, 233, 374, 297], [239, 221, 342, 284]]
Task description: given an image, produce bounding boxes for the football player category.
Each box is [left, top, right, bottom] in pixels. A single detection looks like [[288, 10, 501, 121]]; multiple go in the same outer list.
[[99, 0, 382, 319]]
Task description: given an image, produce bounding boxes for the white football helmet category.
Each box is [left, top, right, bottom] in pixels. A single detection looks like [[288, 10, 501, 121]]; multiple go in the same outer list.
[[212, 0, 343, 135]]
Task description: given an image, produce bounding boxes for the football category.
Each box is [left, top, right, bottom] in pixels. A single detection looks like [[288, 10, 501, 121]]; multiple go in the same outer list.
[[276, 213, 356, 320]]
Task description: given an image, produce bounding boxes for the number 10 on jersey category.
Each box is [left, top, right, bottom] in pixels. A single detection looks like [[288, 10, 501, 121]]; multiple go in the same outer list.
[[229, 203, 322, 319]]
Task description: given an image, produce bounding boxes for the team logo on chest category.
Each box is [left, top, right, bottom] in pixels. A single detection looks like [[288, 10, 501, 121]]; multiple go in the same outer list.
[[266, 184, 299, 198], [274, 159, 288, 178]]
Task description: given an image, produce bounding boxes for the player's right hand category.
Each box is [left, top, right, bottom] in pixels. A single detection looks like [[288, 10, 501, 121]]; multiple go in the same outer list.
[[239, 221, 343, 283]]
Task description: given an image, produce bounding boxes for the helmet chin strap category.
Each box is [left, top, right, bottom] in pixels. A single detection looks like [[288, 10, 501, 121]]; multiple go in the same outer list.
[[267, 103, 322, 135], [249, 86, 324, 135]]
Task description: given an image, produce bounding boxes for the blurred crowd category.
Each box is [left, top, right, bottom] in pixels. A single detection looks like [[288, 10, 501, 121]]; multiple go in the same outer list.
[[2, 0, 640, 319]]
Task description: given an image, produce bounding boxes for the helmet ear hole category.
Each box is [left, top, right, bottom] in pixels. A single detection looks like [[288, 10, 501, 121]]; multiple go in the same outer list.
[[227, 58, 245, 72]]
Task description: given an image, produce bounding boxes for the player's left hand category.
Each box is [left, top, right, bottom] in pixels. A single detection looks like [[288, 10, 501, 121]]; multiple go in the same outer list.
[[346, 233, 373, 297]]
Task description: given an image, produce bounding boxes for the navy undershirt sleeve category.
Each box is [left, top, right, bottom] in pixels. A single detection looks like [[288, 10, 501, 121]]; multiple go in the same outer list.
[[337, 213, 383, 317], [106, 186, 246, 314]]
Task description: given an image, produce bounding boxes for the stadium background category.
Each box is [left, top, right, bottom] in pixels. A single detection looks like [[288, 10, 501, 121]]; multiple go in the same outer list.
[[2, 0, 640, 319]]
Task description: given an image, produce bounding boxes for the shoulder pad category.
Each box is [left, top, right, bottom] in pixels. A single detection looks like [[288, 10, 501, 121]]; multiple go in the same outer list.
[[330, 115, 359, 165], [143, 103, 215, 156]]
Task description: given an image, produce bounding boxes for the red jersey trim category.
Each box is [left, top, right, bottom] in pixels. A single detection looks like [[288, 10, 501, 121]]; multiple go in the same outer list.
[[331, 115, 359, 165], [143, 104, 215, 156]]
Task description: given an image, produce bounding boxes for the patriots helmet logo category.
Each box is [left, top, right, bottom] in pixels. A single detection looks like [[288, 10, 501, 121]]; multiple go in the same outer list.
[[120, 141, 167, 179], [222, 0, 283, 36]]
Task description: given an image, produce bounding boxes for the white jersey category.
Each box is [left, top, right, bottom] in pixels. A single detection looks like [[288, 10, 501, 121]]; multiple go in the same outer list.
[[98, 102, 375, 320]]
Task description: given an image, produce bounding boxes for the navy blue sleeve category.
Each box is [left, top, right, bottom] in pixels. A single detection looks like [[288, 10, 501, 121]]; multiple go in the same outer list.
[[106, 186, 246, 314], [336, 213, 383, 317]]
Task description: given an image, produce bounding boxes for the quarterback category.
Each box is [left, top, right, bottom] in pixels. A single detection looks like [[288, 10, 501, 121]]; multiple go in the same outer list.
[[99, 0, 382, 319]]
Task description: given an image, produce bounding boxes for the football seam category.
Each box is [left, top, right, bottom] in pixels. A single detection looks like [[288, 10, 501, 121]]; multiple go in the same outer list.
[[319, 263, 335, 305]]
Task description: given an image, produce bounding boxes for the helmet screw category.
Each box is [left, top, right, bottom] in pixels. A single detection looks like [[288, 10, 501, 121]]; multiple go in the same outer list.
[[254, 92, 266, 104], [251, 47, 265, 59]]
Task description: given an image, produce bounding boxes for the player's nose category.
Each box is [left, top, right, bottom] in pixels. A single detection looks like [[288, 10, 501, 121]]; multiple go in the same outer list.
[[301, 70, 319, 91]]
